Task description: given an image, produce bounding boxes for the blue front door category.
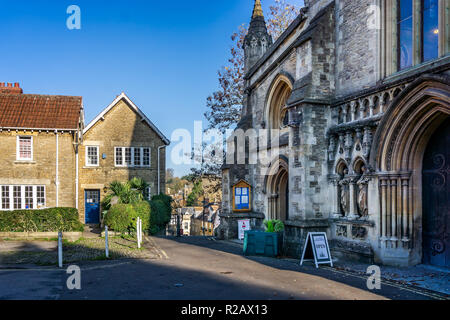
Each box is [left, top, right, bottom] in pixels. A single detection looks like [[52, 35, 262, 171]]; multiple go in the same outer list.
[[85, 190, 100, 224]]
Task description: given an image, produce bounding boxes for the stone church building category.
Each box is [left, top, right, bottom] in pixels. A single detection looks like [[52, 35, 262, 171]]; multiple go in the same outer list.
[[220, 0, 449, 267]]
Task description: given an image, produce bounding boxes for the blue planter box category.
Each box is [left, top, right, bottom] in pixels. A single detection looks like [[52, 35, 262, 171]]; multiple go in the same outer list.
[[243, 230, 283, 257]]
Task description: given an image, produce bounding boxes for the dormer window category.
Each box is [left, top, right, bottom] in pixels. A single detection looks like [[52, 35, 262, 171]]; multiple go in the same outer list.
[[17, 136, 33, 161]]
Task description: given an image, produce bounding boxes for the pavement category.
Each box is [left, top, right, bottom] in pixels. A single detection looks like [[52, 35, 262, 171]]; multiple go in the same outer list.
[[0, 236, 448, 300], [333, 261, 450, 295], [0, 240, 57, 252]]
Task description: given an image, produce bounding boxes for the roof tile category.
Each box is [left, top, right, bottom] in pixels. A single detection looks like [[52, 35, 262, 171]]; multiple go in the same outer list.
[[0, 94, 82, 130]]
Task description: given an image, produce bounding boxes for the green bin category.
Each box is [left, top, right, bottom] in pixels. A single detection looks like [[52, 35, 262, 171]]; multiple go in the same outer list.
[[243, 230, 282, 257]]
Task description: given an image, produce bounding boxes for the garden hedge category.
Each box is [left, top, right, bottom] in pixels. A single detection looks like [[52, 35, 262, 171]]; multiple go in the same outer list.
[[104, 201, 151, 234], [0, 208, 84, 232]]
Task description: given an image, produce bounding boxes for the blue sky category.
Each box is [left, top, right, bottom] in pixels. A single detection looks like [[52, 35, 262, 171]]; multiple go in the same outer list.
[[1, 0, 304, 177]]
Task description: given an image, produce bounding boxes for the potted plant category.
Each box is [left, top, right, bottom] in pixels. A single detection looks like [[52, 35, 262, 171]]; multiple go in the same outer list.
[[243, 219, 285, 257]]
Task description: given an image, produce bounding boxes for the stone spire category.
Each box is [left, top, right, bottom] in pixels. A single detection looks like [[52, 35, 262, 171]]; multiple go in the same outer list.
[[252, 0, 264, 18], [244, 0, 273, 74]]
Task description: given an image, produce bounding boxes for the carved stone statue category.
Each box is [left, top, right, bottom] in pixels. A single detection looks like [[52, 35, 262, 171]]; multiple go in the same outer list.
[[339, 169, 350, 216], [357, 166, 370, 218]]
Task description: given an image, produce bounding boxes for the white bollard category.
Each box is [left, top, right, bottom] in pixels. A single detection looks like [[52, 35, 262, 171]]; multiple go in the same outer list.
[[137, 217, 141, 249], [140, 218, 143, 243], [105, 225, 109, 258], [58, 231, 63, 268]]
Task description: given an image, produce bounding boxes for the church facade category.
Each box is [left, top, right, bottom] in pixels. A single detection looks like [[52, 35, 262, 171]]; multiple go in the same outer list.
[[219, 0, 450, 267]]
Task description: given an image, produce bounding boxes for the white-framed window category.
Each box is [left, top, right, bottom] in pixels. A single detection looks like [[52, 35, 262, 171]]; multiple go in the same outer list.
[[25, 186, 33, 209], [86, 146, 99, 167], [125, 148, 132, 166], [36, 186, 45, 208], [0, 185, 46, 210], [134, 148, 142, 167], [114, 147, 151, 168], [145, 186, 152, 200], [143, 147, 151, 166], [17, 136, 33, 161], [115, 147, 123, 166], [13, 186, 22, 210], [1, 186, 10, 210]]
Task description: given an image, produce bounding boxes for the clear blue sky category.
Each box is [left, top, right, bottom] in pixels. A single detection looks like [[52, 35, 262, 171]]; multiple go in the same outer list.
[[1, 0, 303, 177]]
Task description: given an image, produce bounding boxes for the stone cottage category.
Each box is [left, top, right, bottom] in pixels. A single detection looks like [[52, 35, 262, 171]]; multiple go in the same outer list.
[[0, 82, 83, 210], [0, 84, 170, 225], [79, 93, 170, 224], [220, 0, 449, 267]]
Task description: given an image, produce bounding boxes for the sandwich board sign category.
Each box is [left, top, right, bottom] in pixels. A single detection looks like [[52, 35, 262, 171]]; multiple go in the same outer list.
[[300, 232, 333, 268], [238, 219, 251, 240]]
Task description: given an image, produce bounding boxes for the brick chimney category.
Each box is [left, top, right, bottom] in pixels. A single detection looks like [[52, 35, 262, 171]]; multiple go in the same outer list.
[[0, 82, 23, 94]]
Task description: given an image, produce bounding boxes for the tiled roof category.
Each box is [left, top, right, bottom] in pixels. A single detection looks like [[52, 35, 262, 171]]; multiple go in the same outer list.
[[0, 94, 82, 130]]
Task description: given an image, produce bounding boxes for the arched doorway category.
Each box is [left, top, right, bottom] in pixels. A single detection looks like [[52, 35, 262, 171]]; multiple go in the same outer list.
[[422, 118, 450, 267], [370, 75, 450, 265], [266, 158, 289, 221]]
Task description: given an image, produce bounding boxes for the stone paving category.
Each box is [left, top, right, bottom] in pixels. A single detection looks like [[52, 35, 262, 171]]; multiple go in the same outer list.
[[333, 260, 450, 296]]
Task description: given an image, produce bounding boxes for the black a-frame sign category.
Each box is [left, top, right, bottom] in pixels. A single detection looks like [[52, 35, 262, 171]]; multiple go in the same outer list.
[[300, 232, 333, 268]]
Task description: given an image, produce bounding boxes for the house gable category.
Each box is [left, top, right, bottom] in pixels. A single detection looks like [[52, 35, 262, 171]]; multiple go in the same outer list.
[[84, 92, 169, 145]]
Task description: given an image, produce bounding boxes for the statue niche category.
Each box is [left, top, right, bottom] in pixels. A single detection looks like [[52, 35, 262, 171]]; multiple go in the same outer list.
[[356, 164, 370, 219], [338, 168, 350, 216]]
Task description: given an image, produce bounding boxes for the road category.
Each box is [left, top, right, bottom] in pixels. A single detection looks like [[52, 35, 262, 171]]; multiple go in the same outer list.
[[0, 236, 444, 300]]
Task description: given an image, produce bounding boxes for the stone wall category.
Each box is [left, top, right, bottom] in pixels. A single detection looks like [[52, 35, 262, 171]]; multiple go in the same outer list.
[[78, 99, 166, 223], [335, 0, 379, 97]]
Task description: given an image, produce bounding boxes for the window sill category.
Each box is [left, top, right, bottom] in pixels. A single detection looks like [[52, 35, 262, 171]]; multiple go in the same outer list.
[[83, 166, 100, 169], [14, 160, 36, 164], [114, 166, 152, 169], [384, 54, 450, 84]]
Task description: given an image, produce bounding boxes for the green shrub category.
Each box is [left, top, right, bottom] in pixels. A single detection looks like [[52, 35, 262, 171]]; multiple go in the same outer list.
[[0, 208, 83, 232], [149, 197, 172, 235], [104, 201, 151, 235], [264, 219, 285, 233], [151, 194, 173, 209], [103, 204, 134, 234], [130, 201, 150, 233]]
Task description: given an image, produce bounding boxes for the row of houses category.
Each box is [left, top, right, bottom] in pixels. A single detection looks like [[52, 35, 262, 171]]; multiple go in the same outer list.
[[168, 205, 220, 236], [0, 83, 169, 224]]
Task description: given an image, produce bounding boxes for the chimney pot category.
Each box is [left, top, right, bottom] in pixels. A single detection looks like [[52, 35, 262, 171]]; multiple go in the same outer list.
[[0, 82, 23, 94]]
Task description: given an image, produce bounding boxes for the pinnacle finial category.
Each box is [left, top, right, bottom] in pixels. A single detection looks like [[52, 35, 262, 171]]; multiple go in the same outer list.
[[252, 0, 264, 19]]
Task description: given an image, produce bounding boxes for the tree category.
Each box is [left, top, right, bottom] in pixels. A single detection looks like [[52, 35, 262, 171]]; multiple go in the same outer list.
[[204, 0, 303, 132]]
